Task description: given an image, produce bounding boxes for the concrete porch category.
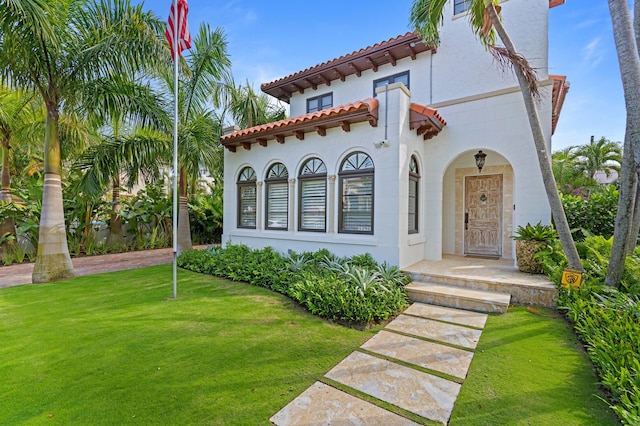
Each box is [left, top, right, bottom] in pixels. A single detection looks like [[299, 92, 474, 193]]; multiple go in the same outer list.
[[403, 255, 558, 311]]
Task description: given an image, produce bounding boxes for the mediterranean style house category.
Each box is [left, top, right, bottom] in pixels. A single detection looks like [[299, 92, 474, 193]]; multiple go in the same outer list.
[[220, 0, 568, 268]]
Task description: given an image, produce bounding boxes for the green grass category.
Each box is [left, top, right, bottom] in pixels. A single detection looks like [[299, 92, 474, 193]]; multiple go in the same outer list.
[[0, 265, 377, 425], [0, 268, 620, 425], [449, 306, 620, 425]]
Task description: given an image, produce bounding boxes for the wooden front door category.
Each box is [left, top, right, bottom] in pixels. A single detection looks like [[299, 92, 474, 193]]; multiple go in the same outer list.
[[464, 174, 503, 256]]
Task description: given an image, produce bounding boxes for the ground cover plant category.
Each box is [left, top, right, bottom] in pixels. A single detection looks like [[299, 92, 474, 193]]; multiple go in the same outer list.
[[0, 265, 377, 425], [177, 244, 410, 326], [539, 236, 640, 424], [449, 306, 620, 425]]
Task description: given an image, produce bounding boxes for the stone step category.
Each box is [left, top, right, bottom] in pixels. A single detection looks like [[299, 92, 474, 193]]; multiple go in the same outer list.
[[270, 381, 420, 426], [325, 351, 461, 425], [406, 281, 510, 313], [404, 269, 557, 307]]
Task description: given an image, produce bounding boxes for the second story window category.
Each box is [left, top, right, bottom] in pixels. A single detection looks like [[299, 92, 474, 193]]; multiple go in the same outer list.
[[373, 71, 410, 96], [454, 0, 469, 15], [307, 93, 333, 113]]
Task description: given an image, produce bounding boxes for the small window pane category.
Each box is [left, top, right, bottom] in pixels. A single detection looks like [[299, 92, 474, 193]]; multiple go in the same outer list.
[[454, 0, 469, 15], [266, 182, 288, 229], [307, 98, 319, 113], [239, 185, 256, 228]]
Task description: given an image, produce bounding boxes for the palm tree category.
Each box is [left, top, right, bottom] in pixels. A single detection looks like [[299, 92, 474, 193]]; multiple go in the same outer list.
[[605, 0, 640, 286], [157, 24, 231, 254], [226, 80, 286, 129], [78, 75, 170, 247], [573, 136, 622, 182], [410, 0, 583, 271], [0, 0, 166, 282], [0, 87, 38, 249]]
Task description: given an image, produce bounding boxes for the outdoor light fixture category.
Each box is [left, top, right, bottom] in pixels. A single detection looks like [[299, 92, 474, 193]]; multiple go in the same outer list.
[[474, 150, 487, 173]]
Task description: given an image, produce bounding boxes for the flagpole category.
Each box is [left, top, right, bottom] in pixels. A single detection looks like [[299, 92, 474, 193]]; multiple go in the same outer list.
[[172, 0, 179, 299]]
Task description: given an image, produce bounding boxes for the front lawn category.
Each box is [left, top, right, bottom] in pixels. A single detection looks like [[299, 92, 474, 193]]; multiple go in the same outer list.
[[0, 266, 620, 425], [0, 265, 376, 425]]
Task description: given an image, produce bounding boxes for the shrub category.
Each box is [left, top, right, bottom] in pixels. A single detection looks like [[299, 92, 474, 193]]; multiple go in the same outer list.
[[177, 244, 409, 326], [561, 185, 618, 241], [547, 236, 640, 425]]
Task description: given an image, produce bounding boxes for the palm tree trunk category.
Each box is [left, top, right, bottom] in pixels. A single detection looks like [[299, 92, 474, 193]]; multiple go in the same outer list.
[[0, 135, 16, 251], [32, 106, 74, 283], [626, 164, 640, 254], [177, 167, 192, 253], [487, 3, 583, 271], [605, 0, 640, 286], [107, 174, 125, 247]]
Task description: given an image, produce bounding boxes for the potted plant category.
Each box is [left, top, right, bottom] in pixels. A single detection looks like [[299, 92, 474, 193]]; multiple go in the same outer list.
[[512, 222, 556, 274]]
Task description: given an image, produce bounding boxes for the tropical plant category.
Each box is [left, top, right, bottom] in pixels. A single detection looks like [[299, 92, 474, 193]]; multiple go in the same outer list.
[[409, 0, 582, 272], [156, 24, 231, 254], [605, 0, 640, 286], [225, 79, 287, 129], [188, 182, 224, 244], [0, 0, 166, 282], [573, 136, 622, 182], [562, 185, 619, 241], [512, 221, 556, 274], [75, 74, 170, 247]]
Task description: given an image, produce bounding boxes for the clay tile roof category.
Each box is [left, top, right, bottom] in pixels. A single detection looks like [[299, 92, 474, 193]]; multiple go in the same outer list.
[[549, 75, 569, 135], [221, 98, 379, 152], [261, 32, 434, 103], [549, 0, 565, 8], [409, 103, 447, 140]]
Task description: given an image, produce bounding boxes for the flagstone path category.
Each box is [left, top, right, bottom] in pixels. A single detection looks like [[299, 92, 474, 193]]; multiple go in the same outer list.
[[270, 302, 488, 425]]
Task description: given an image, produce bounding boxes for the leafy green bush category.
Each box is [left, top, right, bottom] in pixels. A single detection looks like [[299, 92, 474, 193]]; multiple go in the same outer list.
[[543, 236, 640, 425], [177, 244, 409, 326], [561, 185, 618, 241], [558, 289, 640, 424]]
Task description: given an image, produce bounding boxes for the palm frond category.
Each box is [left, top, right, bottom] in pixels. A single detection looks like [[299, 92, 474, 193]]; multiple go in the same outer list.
[[489, 45, 541, 101]]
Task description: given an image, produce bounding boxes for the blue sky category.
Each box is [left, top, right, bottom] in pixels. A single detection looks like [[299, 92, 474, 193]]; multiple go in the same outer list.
[[145, 0, 627, 151]]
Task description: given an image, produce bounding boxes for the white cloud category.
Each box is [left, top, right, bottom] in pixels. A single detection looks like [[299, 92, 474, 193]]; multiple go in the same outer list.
[[582, 37, 604, 68]]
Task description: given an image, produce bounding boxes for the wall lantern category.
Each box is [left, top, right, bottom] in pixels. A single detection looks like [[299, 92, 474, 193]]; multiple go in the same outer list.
[[474, 150, 487, 173]]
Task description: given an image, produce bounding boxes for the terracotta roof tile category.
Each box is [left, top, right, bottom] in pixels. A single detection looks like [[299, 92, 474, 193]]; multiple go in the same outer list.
[[261, 33, 433, 102], [221, 98, 379, 151], [409, 103, 446, 140], [549, 74, 569, 135]]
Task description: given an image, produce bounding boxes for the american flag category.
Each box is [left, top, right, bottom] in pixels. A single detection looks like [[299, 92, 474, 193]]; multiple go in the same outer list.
[[165, 0, 192, 60]]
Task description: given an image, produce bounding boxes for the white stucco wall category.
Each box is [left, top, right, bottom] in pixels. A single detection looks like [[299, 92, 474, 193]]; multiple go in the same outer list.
[[222, 0, 555, 268]]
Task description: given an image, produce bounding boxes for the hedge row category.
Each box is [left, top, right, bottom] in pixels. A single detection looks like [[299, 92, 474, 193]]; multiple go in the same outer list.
[[177, 244, 410, 326]]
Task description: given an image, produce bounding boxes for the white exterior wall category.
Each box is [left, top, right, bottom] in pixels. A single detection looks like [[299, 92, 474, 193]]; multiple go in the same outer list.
[[222, 0, 554, 268]]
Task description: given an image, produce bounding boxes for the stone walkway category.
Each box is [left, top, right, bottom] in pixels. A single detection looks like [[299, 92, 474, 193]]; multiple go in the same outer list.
[[270, 302, 488, 425]]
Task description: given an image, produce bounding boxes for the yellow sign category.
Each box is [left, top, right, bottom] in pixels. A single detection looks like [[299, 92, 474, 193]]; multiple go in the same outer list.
[[561, 269, 582, 289]]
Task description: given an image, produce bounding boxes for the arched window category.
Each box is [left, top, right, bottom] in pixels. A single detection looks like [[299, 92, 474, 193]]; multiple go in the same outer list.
[[237, 167, 256, 229], [298, 158, 327, 232], [265, 163, 289, 230], [409, 155, 420, 234], [339, 152, 374, 234]]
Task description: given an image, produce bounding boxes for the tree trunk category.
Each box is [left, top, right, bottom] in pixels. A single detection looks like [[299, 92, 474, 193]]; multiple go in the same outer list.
[[0, 135, 16, 253], [107, 174, 125, 247], [626, 166, 640, 253], [487, 3, 583, 271], [32, 105, 74, 283], [605, 0, 640, 286], [176, 167, 192, 254]]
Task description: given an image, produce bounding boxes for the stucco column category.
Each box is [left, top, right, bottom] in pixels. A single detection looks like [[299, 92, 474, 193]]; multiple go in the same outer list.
[[328, 175, 336, 233], [288, 178, 296, 231], [256, 181, 263, 230]]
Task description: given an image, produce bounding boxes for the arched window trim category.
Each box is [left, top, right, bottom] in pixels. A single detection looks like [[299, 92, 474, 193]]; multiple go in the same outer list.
[[237, 166, 257, 229], [338, 151, 374, 235], [265, 162, 289, 230], [298, 157, 327, 232]]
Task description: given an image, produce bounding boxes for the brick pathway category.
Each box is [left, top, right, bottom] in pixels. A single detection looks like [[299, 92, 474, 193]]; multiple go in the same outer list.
[[0, 246, 209, 288]]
